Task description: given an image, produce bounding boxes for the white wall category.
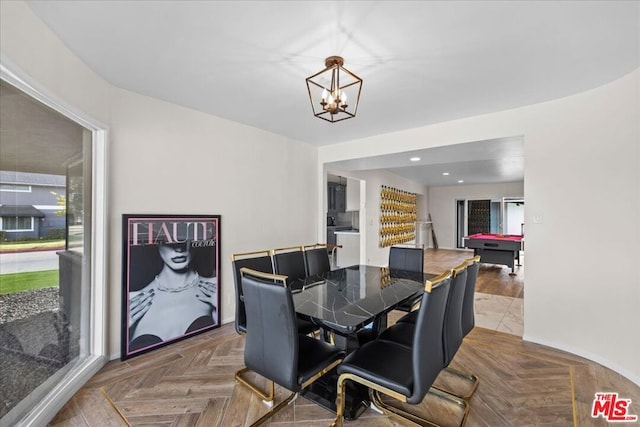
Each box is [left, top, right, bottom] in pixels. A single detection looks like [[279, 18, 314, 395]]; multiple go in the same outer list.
[[0, 1, 110, 124], [343, 169, 428, 267], [319, 70, 640, 385], [4, 0, 639, 390], [522, 70, 639, 384], [109, 89, 318, 354], [428, 182, 524, 249], [1, 1, 319, 358], [0, 2, 113, 424]]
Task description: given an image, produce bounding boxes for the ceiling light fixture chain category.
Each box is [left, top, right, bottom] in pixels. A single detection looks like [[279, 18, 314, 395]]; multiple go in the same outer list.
[[306, 55, 362, 123]]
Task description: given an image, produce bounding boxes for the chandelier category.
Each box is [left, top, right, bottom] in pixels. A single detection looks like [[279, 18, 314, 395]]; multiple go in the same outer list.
[[306, 56, 363, 123]]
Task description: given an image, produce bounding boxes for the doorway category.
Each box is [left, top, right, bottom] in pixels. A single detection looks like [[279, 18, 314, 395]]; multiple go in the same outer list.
[[456, 197, 523, 247], [503, 197, 525, 235], [456, 199, 466, 248]]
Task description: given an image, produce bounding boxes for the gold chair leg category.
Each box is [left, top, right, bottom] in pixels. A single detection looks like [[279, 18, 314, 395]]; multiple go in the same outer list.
[[333, 370, 472, 427], [331, 373, 348, 427], [235, 366, 274, 405], [446, 367, 479, 399], [249, 391, 297, 426], [428, 387, 470, 427], [369, 384, 470, 427], [370, 389, 439, 426], [333, 373, 418, 427], [433, 367, 479, 400]]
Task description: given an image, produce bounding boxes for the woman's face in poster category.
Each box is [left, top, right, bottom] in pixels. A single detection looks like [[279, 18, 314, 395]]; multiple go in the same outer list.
[[158, 242, 192, 271]]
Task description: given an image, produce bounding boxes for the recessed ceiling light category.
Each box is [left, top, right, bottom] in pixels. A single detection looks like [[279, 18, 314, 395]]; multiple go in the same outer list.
[[458, 180, 464, 183], [410, 157, 420, 162], [442, 172, 450, 176]]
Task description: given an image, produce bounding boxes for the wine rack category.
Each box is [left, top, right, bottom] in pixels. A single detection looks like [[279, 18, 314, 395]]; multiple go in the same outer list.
[[379, 185, 417, 247], [468, 199, 491, 235]]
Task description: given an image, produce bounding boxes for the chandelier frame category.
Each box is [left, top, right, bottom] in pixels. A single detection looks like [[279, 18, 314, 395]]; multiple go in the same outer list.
[[306, 56, 363, 123]]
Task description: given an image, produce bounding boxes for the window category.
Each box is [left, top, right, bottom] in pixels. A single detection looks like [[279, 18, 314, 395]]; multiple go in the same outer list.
[[0, 216, 34, 231], [0, 65, 107, 426], [0, 183, 32, 192]]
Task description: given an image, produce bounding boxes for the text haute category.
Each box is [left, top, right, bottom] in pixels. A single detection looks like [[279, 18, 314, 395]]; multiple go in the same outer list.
[[130, 221, 216, 246]]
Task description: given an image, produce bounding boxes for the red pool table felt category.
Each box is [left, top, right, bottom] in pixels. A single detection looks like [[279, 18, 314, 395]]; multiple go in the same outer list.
[[467, 233, 523, 242]]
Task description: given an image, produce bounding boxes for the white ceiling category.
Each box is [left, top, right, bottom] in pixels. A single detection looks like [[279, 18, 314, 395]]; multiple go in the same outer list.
[[25, 1, 639, 186], [328, 136, 525, 187]]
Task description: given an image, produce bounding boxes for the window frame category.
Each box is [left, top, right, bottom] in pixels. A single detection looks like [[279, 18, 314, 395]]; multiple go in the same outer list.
[[0, 62, 109, 426]]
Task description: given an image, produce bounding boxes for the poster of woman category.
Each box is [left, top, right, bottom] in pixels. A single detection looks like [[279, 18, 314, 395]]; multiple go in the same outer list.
[[121, 214, 221, 360]]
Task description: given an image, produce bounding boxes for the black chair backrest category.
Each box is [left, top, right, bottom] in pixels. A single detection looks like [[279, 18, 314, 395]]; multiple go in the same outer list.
[[272, 246, 306, 285], [442, 262, 468, 366], [240, 268, 299, 392], [231, 251, 273, 334], [409, 272, 451, 404], [462, 256, 480, 337], [303, 244, 331, 277], [389, 246, 424, 273]]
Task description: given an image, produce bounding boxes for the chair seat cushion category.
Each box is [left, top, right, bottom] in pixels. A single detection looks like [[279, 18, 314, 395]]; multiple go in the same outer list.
[[396, 309, 418, 325], [337, 339, 413, 398], [297, 335, 344, 387], [378, 322, 415, 348]]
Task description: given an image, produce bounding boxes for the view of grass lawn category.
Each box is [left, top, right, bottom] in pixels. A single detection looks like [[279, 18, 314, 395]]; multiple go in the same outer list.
[[0, 239, 65, 253], [0, 270, 59, 294]]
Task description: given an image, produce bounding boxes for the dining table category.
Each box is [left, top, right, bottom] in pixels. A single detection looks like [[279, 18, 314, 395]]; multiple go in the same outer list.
[[290, 264, 436, 419]]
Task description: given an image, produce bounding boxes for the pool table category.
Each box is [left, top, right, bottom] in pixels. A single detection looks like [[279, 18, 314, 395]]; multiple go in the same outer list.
[[463, 233, 524, 275]]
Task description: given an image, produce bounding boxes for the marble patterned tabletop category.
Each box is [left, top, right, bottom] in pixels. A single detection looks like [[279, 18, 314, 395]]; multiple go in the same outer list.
[[292, 265, 434, 335]]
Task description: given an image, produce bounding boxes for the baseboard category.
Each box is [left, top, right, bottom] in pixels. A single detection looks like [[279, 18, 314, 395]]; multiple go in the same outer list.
[[522, 333, 640, 387]]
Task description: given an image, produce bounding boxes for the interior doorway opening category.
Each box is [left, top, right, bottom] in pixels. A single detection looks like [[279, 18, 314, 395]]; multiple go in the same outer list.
[[455, 197, 525, 248]]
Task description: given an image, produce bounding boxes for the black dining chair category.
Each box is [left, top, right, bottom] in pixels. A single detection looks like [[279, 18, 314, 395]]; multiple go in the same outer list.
[[462, 255, 481, 338], [231, 250, 273, 335], [442, 261, 468, 368], [331, 271, 455, 427], [389, 245, 425, 313], [387, 261, 468, 358], [380, 261, 472, 422], [239, 267, 344, 426], [302, 243, 331, 277], [272, 246, 307, 288], [444, 255, 481, 399], [396, 257, 481, 399], [232, 250, 318, 401]]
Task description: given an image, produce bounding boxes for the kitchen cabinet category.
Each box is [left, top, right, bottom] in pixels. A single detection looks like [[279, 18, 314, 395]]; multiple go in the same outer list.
[[328, 182, 346, 213], [327, 225, 352, 247], [346, 178, 360, 211]]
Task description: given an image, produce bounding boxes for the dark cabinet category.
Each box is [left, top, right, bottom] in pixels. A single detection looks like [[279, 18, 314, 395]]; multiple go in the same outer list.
[[328, 182, 346, 213]]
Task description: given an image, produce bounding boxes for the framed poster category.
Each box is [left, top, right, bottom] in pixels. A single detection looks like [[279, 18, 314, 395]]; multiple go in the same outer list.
[[121, 214, 221, 360]]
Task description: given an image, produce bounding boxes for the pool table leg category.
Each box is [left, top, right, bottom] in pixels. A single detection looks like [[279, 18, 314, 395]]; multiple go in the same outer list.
[[509, 253, 516, 276]]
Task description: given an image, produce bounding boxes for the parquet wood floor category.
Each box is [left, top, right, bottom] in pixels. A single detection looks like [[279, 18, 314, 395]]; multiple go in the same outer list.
[[49, 249, 638, 426], [423, 249, 524, 299]]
